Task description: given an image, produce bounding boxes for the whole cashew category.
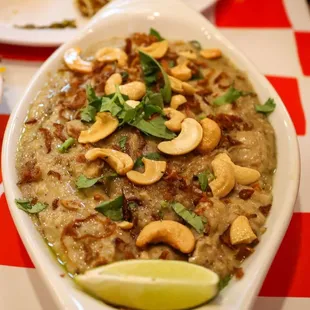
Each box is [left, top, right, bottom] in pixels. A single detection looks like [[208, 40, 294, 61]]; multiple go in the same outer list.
[[158, 118, 203, 155], [178, 50, 197, 60], [126, 158, 166, 185], [168, 75, 196, 95], [136, 220, 195, 253], [105, 73, 122, 95], [95, 47, 128, 67], [119, 81, 146, 100], [215, 153, 261, 185], [230, 215, 257, 245], [200, 48, 222, 60], [170, 61, 192, 81], [139, 40, 169, 59], [197, 118, 221, 153], [64, 47, 93, 73], [85, 148, 134, 175], [170, 94, 187, 110], [209, 156, 235, 198], [78, 112, 119, 144], [163, 108, 186, 132]]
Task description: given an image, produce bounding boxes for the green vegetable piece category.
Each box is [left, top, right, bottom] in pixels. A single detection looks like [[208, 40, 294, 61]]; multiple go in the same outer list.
[[172, 202, 205, 234], [119, 136, 127, 151], [95, 195, 124, 221], [139, 50, 171, 103], [168, 60, 175, 68], [143, 104, 163, 119], [81, 105, 97, 122], [255, 98, 276, 114], [197, 170, 214, 191], [149, 28, 165, 41], [218, 275, 232, 291], [131, 115, 176, 140], [189, 40, 202, 50], [213, 85, 251, 106], [86, 85, 102, 111], [75, 175, 103, 189], [120, 71, 129, 80], [134, 152, 162, 168], [58, 138, 75, 153], [191, 69, 204, 81], [15, 199, 47, 214], [142, 91, 164, 109]]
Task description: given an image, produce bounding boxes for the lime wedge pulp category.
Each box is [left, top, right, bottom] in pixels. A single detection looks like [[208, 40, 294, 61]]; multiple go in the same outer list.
[[75, 260, 219, 310]]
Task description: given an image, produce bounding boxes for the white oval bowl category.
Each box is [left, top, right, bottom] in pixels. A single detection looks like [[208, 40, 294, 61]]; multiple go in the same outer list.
[[2, 0, 300, 309]]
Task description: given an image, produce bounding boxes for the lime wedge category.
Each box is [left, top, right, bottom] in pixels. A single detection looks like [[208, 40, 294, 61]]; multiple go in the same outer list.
[[75, 260, 219, 310]]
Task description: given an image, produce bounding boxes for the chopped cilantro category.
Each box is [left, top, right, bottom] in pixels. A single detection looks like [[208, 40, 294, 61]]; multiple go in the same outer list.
[[255, 98, 276, 114], [95, 195, 124, 221], [213, 85, 251, 106], [15, 199, 47, 214], [75, 175, 103, 189], [149, 28, 165, 41], [134, 152, 162, 168], [119, 136, 127, 151], [58, 138, 75, 153], [197, 170, 214, 191]]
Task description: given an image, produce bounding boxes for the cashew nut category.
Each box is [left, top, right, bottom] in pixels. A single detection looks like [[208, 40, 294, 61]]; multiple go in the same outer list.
[[168, 75, 196, 95], [158, 118, 203, 155], [230, 215, 257, 245], [170, 61, 192, 81], [125, 100, 140, 108], [163, 108, 186, 132], [105, 73, 122, 95], [215, 153, 261, 185], [200, 48, 222, 60], [136, 220, 195, 254], [117, 221, 134, 230], [209, 156, 235, 198], [126, 158, 166, 185], [64, 47, 93, 73], [197, 118, 221, 153], [85, 148, 134, 175], [119, 81, 146, 100], [78, 112, 118, 144], [170, 94, 187, 110], [95, 47, 128, 67], [178, 50, 197, 60], [139, 40, 169, 59]]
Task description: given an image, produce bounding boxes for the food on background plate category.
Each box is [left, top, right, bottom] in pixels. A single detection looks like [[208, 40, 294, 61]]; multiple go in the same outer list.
[[76, 0, 111, 17], [15, 28, 276, 309]]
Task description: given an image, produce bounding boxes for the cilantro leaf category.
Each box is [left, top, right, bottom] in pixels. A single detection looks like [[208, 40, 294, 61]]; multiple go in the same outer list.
[[58, 138, 75, 153], [131, 115, 176, 140], [75, 175, 103, 189], [139, 51, 171, 103], [142, 90, 164, 109], [168, 60, 175, 68], [15, 199, 47, 214], [172, 202, 205, 234], [120, 71, 129, 81], [189, 40, 202, 50], [197, 170, 214, 191], [95, 195, 124, 221], [119, 136, 127, 151], [149, 28, 164, 41], [218, 275, 232, 291], [134, 152, 162, 168], [144, 104, 163, 119], [255, 98, 276, 114], [81, 105, 97, 122], [213, 85, 251, 106], [86, 85, 102, 111]]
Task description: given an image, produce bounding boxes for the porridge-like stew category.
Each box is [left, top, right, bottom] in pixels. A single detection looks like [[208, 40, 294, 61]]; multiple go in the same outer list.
[[16, 29, 276, 290]]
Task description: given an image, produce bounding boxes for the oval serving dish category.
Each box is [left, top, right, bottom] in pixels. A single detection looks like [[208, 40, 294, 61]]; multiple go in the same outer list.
[[2, 0, 300, 309]]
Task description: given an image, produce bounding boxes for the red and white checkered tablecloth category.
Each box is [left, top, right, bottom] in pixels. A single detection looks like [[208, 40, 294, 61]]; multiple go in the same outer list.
[[0, 0, 309, 309]]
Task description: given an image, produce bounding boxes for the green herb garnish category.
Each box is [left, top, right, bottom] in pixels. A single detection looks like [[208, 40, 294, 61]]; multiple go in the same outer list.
[[81, 105, 97, 122], [191, 69, 204, 81], [197, 170, 214, 191], [58, 138, 75, 153], [139, 50, 171, 103], [134, 152, 162, 168], [172, 202, 205, 234], [218, 275, 232, 291], [168, 60, 175, 68], [120, 71, 129, 81], [149, 28, 165, 41], [255, 98, 276, 114], [75, 175, 103, 189], [119, 136, 127, 151], [95, 195, 124, 221], [189, 40, 202, 50], [213, 85, 251, 106], [15, 199, 47, 214]]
